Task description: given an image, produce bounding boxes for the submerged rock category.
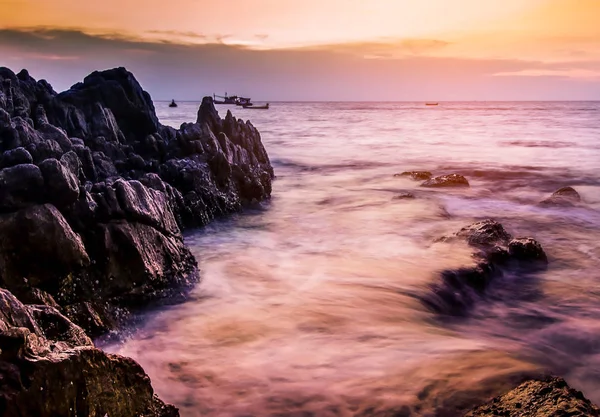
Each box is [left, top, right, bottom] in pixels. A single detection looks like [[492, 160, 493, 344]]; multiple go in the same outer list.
[[465, 377, 600, 416], [421, 219, 547, 316], [395, 170, 432, 181], [540, 186, 581, 207], [393, 192, 416, 200], [421, 173, 470, 188]]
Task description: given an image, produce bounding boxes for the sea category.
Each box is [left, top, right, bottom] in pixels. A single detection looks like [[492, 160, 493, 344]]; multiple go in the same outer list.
[[106, 101, 600, 416]]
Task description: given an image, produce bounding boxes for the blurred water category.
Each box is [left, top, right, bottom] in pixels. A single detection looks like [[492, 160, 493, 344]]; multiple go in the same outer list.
[[107, 101, 600, 416]]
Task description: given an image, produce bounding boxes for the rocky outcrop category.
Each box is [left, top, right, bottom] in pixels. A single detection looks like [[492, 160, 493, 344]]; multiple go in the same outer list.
[[540, 186, 581, 207], [421, 173, 470, 188], [0, 66, 273, 334], [0, 66, 274, 415], [421, 220, 547, 316], [0, 289, 176, 417], [465, 377, 600, 416]]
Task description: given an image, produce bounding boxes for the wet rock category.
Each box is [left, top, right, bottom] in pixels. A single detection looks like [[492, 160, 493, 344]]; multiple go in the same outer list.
[[465, 377, 600, 416], [508, 237, 548, 268], [422, 220, 547, 316], [452, 219, 512, 248], [393, 192, 416, 200], [540, 186, 581, 207], [38, 157, 80, 207], [421, 173, 469, 188], [0, 164, 44, 212], [0, 288, 178, 417], [395, 170, 432, 181], [0, 147, 32, 169]]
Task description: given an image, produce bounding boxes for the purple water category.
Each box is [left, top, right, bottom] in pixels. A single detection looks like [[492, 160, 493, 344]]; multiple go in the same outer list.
[[106, 101, 600, 416]]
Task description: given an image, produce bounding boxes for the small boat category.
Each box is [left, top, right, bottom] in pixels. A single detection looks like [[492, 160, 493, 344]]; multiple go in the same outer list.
[[213, 93, 252, 106], [242, 103, 269, 110], [425, 102, 439, 106], [169, 99, 178, 108]]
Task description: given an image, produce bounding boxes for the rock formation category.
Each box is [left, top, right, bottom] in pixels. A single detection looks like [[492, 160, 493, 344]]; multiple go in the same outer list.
[[421, 173, 470, 188], [465, 377, 600, 416], [540, 186, 581, 207], [421, 219, 547, 316], [0, 66, 274, 415]]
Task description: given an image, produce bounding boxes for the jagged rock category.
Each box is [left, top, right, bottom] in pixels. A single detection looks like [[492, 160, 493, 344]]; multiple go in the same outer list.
[[0, 147, 32, 169], [422, 220, 546, 316], [0, 204, 89, 295], [465, 377, 600, 416], [0, 288, 178, 417], [0, 164, 44, 212], [38, 157, 80, 207], [540, 186, 581, 207], [394, 171, 432, 181], [421, 173, 470, 188]]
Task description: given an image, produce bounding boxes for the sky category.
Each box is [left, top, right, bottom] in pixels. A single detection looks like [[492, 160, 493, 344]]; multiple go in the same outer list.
[[1, 0, 599, 100]]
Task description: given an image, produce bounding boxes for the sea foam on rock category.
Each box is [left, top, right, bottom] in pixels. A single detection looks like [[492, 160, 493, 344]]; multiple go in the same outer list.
[[0, 66, 274, 415]]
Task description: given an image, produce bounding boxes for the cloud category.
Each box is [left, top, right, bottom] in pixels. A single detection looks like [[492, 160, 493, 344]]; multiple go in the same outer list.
[[493, 68, 600, 79], [0, 27, 599, 101]]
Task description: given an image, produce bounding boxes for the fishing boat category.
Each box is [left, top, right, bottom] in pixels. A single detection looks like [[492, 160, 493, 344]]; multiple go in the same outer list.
[[425, 102, 439, 106], [242, 103, 269, 110], [169, 99, 178, 108], [213, 93, 252, 106]]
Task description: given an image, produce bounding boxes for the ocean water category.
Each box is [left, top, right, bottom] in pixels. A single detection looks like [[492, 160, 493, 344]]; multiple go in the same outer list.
[[107, 101, 600, 416]]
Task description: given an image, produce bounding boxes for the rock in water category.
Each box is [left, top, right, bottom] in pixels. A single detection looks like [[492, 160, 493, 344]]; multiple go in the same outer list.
[[394, 170, 432, 181], [421, 173, 470, 188], [465, 377, 600, 416], [421, 219, 547, 316], [540, 186, 581, 207]]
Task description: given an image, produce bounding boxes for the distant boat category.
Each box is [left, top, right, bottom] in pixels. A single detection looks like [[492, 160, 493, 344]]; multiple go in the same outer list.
[[169, 99, 178, 108], [425, 102, 439, 106], [214, 93, 251, 106], [242, 103, 269, 110]]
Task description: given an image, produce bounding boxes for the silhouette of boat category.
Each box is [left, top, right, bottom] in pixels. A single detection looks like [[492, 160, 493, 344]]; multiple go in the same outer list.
[[242, 103, 269, 110], [169, 99, 178, 108], [213, 93, 251, 106], [425, 103, 439, 106]]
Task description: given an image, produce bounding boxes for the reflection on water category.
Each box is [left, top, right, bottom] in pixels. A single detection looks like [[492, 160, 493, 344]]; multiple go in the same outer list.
[[106, 101, 600, 416]]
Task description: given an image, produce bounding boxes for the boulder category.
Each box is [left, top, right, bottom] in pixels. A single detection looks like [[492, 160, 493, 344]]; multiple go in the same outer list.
[[0, 164, 44, 212], [38, 157, 80, 207], [421, 173, 469, 188], [0, 204, 89, 294], [540, 186, 581, 207], [465, 377, 600, 417], [394, 171, 432, 181], [0, 147, 33, 169]]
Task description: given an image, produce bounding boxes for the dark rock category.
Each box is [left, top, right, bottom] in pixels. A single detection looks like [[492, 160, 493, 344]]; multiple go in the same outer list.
[[0, 288, 178, 417], [0, 164, 44, 212], [540, 186, 581, 207], [393, 192, 416, 200], [508, 237, 548, 268], [38, 157, 80, 207], [421, 220, 547, 316], [395, 171, 432, 181], [465, 377, 600, 416], [0, 147, 32, 169], [0, 204, 89, 295], [421, 173, 469, 188], [452, 219, 512, 248]]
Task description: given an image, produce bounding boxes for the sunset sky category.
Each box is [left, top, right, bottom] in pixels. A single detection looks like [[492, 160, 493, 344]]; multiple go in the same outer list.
[[1, 0, 599, 100]]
